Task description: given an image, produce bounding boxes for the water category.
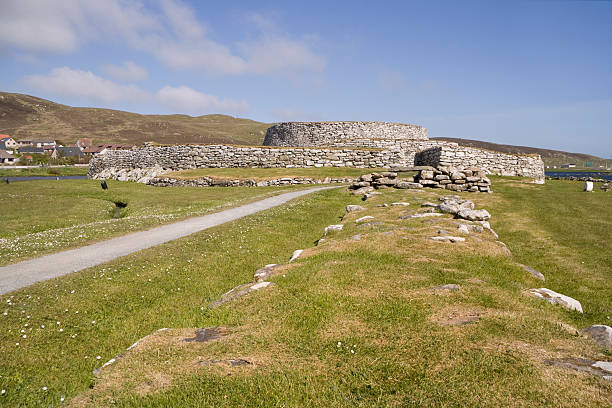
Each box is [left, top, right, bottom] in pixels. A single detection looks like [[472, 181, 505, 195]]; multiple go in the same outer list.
[[545, 171, 612, 181], [2, 175, 89, 182]]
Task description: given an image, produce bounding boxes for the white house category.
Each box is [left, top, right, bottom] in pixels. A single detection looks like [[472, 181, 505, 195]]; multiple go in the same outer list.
[[0, 150, 17, 164], [0, 135, 18, 149]]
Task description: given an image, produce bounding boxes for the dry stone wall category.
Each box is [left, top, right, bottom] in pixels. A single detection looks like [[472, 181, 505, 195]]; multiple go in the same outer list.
[[264, 121, 428, 147], [415, 145, 545, 181], [88, 120, 546, 184], [89, 144, 410, 180]]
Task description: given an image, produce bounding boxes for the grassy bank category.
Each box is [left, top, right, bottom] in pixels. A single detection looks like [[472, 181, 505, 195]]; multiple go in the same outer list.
[[0, 180, 297, 265], [0, 167, 89, 177], [0, 179, 609, 406]]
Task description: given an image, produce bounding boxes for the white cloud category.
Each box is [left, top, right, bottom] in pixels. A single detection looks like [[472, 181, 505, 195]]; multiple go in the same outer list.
[[0, 0, 326, 76], [157, 85, 249, 115], [24, 67, 148, 104], [0, 0, 156, 54], [101, 61, 148, 82]]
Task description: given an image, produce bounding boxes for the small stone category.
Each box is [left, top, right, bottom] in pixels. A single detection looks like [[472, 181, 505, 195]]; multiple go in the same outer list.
[[391, 202, 410, 206], [289, 249, 303, 263], [350, 234, 362, 241], [457, 209, 491, 221], [457, 224, 470, 234], [400, 213, 444, 219], [395, 181, 423, 189], [346, 205, 365, 213], [324, 224, 344, 235], [356, 216, 375, 223], [518, 264, 545, 281], [528, 288, 583, 313], [582, 325, 612, 348], [430, 236, 466, 243], [433, 284, 460, 291]]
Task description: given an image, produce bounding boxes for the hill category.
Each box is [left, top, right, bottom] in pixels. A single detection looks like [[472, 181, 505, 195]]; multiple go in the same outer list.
[[0, 92, 268, 146], [1, 92, 608, 167], [432, 137, 610, 168]]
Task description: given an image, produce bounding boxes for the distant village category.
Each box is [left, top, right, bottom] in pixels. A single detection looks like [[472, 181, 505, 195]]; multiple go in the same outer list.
[[0, 135, 136, 165]]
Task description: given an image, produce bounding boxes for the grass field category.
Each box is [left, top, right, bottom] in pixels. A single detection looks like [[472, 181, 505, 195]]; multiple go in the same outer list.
[[0, 179, 297, 265], [0, 167, 89, 177], [0, 178, 610, 406], [165, 167, 412, 181]]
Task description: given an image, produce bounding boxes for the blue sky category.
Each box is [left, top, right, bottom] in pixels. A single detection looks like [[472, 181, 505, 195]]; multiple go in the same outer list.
[[0, 0, 610, 157]]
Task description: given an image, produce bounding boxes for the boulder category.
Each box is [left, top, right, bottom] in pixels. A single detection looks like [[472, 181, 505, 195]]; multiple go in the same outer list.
[[324, 224, 344, 235], [381, 171, 398, 178], [528, 288, 583, 313], [359, 174, 373, 182], [374, 177, 397, 186], [438, 202, 460, 215], [289, 249, 303, 262], [582, 325, 612, 348], [346, 205, 365, 213], [396, 181, 423, 189], [456, 209, 491, 221]]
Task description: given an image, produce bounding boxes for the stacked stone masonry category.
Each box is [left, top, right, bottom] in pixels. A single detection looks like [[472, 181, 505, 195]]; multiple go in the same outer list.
[[89, 121, 545, 183], [415, 146, 545, 180], [88, 144, 409, 179], [263, 121, 428, 147]]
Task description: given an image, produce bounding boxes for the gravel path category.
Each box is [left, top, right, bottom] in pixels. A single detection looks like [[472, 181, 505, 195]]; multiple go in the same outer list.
[[0, 187, 334, 294]]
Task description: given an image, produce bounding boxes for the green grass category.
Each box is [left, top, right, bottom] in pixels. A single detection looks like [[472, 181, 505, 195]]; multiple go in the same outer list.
[[0, 179, 610, 406], [486, 178, 612, 327], [165, 167, 408, 181], [0, 179, 297, 265], [0, 167, 89, 177]]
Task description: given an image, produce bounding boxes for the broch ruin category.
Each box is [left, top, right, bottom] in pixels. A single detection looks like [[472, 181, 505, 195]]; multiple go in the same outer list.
[[89, 121, 545, 186]]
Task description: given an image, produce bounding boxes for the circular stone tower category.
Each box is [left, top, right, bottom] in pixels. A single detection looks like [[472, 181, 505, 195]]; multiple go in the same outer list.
[[263, 121, 428, 147]]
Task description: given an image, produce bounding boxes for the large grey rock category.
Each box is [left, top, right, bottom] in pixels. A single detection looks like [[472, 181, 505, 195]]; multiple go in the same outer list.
[[396, 181, 423, 189], [438, 202, 460, 214], [346, 205, 365, 213], [528, 288, 583, 313], [289, 249, 303, 262], [456, 208, 491, 221], [324, 224, 344, 235], [582, 325, 612, 348]]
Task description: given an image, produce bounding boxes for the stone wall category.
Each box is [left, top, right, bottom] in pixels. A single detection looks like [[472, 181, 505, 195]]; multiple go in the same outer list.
[[89, 144, 410, 179], [264, 121, 428, 147], [415, 145, 545, 181], [148, 176, 356, 188]]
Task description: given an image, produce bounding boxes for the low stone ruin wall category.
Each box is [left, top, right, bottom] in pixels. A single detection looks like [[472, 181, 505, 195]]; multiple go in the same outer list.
[[415, 145, 544, 181], [415, 166, 491, 192], [348, 166, 491, 193], [89, 144, 410, 180], [148, 176, 356, 187], [264, 121, 428, 147]]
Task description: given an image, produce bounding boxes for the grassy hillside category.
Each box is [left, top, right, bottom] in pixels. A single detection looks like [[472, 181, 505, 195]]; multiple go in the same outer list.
[[432, 137, 611, 168], [0, 92, 269, 146]]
